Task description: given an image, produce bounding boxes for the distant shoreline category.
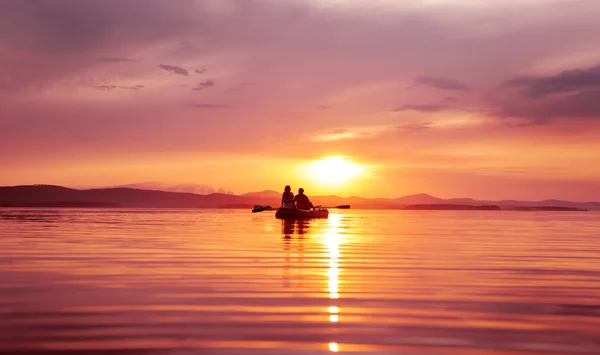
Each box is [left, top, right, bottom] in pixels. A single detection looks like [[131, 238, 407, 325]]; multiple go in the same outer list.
[[0, 203, 589, 211], [400, 204, 587, 211]]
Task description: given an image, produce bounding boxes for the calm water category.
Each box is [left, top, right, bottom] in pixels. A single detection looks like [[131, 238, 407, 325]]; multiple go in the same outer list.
[[1, 209, 600, 354]]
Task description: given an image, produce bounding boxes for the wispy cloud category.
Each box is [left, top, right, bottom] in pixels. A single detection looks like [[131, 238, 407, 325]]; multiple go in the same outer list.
[[193, 80, 216, 91], [158, 64, 189, 76], [311, 125, 393, 142], [94, 85, 144, 91]]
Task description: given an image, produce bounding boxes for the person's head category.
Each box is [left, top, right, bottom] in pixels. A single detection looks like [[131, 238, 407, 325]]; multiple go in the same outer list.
[[284, 185, 291, 193], [298, 188, 304, 195]]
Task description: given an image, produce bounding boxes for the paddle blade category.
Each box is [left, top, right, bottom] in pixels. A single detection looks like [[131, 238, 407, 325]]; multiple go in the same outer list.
[[252, 205, 274, 213], [335, 205, 351, 209]]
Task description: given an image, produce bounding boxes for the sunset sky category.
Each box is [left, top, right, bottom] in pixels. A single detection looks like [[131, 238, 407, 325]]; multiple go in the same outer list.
[[1, 0, 600, 200]]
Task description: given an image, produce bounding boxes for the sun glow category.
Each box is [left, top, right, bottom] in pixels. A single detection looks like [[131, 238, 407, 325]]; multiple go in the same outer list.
[[307, 156, 364, 184]]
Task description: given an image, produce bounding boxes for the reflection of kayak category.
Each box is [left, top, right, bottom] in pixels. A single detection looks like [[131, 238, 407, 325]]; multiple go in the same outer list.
[[275, 207, 329, 219]]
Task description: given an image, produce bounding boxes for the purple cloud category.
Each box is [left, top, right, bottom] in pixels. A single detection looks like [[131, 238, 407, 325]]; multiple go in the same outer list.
[[497, 65, 600, 123], [502, 65, 600, 98], [193, 80, 215, 91], [158, 64, 189, 76], [94, 84, 144, 91], [95, 85, 117, 91]]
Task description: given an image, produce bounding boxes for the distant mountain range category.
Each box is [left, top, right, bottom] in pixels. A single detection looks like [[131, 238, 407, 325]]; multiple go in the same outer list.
[[0, 185, 597, 211]]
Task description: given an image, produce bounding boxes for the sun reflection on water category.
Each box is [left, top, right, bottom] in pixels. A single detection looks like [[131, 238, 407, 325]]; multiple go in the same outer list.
[[326, 213, 342, 352], [329, 342, 339, 352]]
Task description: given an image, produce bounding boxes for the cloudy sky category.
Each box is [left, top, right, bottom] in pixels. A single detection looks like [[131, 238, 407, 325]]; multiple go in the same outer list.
[[1, 0, 600, 200]]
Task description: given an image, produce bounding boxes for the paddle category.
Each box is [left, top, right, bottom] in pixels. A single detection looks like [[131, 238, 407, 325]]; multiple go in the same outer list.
[[313, 205, 351, 209], [252, 204, 350, 213]]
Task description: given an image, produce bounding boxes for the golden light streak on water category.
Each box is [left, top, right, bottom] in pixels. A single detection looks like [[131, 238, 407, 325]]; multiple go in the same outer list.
[[329, 342, 339, 352], [326, 213, 343, 351]]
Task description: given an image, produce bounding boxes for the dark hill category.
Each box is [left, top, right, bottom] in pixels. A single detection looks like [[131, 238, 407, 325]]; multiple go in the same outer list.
[[0, 185, 260, 208], [1, 185, 598, 210]]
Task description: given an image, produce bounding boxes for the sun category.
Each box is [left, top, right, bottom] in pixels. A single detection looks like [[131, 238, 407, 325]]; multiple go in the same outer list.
[[307, 156, 364, 184]]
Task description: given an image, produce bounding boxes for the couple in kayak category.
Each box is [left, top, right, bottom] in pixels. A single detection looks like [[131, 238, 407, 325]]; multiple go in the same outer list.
[[281, 185, 314, 210]]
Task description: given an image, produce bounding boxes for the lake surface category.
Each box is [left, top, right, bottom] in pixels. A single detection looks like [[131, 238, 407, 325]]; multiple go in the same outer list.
[[1, 208, 600, 354]]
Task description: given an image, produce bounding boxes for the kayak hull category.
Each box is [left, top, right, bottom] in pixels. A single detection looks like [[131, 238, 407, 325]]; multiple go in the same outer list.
[[275, 207, 329, 219]]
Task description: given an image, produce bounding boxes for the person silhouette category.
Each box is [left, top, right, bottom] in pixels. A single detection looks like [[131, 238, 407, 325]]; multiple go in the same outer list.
[[295, 188, 314, 210], [281, 185, 295, 209]]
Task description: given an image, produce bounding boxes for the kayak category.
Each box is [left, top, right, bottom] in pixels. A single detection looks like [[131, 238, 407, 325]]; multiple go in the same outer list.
[[275, 207, 329, 219], [275, 208, 329, 219]]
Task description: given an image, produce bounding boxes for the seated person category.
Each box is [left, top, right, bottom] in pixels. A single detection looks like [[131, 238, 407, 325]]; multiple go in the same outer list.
[[295, 188, 314, 210], [281, 185, 295, 208]]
